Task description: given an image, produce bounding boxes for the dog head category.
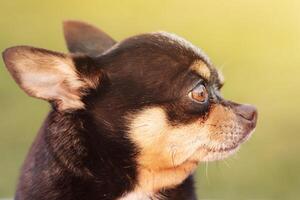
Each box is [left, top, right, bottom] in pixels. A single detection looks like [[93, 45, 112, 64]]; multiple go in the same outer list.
[[2, 22, 257, 192]]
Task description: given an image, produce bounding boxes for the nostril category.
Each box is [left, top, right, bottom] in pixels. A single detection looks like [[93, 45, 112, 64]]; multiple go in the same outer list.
[[236, 104, 257, 121]]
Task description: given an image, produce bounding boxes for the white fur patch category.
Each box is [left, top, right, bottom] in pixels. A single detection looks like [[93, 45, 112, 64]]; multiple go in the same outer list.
[[118, 191, 156, 200]]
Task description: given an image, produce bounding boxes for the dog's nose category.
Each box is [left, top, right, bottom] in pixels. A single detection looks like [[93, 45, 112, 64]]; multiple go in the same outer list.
[[235, 104, 257, 122], [225, 101, 258, 122]]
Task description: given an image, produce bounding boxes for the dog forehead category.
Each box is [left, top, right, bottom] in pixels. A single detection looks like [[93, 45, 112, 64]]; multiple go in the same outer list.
[[147, 32, 217, 81], [104, 31, 210, 65], [152, 31, 211, 64], [102, 31, 220, 85]]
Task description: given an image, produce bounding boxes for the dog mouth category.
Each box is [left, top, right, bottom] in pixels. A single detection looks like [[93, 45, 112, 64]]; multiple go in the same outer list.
[[202, 143, 240, 153], [199, 124, 256, 161], [199, 143, 241, 162]]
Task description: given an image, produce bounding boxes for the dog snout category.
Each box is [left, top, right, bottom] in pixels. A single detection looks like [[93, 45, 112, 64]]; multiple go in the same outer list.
[[236, 104, 257, 122], [224, 101, 258, 126], [235, 105, 258, 132]]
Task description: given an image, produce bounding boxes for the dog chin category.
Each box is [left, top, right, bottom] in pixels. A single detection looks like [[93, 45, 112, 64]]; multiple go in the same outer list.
[[200, 145, 240, 161], [199, 129, 255, 162]]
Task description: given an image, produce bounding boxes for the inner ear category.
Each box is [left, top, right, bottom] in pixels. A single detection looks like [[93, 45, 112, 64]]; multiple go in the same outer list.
[[2, 46, 102, 111], [63, 20, 116, 57]]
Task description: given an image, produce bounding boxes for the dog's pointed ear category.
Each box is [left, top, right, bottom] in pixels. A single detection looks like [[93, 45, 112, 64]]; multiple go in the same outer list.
[[2, 46, 102, 111], [63, 20, 116, 57]]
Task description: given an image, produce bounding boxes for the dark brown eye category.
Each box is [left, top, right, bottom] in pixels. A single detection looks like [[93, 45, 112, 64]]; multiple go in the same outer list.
[[188, 84, 208, 103]]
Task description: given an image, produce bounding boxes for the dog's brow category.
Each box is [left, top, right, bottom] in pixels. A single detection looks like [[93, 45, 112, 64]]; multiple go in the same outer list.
[[190, 60, 211, 81], [217, 69, 225, 85]]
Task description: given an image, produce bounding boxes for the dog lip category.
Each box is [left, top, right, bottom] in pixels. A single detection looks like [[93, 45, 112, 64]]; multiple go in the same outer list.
[[201, 143, 240, 153], [202, 124, 255, 154], [202, 146, 239, 155]]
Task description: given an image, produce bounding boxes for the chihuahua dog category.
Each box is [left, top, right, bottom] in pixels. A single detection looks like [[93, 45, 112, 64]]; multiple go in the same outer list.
[[2, 21, 257, 200]]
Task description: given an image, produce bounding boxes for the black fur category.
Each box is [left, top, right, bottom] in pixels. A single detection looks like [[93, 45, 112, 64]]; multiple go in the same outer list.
[[12, 33, 222, 200]]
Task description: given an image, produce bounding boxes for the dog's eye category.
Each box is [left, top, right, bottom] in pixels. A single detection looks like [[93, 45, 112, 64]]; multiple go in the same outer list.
[[188, 84, 208, 103]]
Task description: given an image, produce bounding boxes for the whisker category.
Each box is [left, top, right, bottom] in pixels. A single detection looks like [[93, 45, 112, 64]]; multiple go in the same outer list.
[[204, 123, 218, 127], [133, 124, 149, 128], [205, 161, 210, 184], [223, 160, 231, 168], [170, 146, 177, 168]]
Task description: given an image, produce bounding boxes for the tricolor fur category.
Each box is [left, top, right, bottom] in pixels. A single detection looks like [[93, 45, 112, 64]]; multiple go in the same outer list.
[[2, 21, 257, 200]]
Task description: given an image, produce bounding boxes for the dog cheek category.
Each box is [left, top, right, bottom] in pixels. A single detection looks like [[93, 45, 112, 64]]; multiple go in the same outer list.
[[204, 104, 238, 143], [126, 107, 172, 169], [126, 107, 206, 169]]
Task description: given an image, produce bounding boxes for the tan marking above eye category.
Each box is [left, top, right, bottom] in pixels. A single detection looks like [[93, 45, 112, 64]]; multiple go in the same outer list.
[[217, 69, 225, 87], [190, 60, 211, 81]]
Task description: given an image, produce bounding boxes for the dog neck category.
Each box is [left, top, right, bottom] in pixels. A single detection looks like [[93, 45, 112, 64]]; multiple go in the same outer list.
[[29, 110, 197, 199], [38, 110, 137, 199]]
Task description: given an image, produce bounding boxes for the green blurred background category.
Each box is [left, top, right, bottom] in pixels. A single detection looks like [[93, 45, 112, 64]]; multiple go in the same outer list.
[[1, 0, 300, 199]]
